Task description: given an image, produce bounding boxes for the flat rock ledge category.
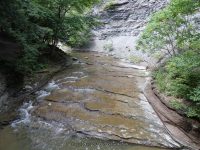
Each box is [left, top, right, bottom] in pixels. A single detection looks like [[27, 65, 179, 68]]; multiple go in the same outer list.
[[144, 77, 200, 150]]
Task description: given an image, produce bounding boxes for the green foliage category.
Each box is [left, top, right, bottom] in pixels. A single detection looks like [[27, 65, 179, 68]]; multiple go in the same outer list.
[[154, 51, 200, 119], [0, 0, 99, 75], [0, 0, 49, 74], [152, 69, 166, 92], [189, 87, 200, 103], [16, 45, 44, 74], [155, 51, 200, 97], [136, 0, 200, 57], [65, 15, 98, 47], [187, 87, 200, 118], [187, 106, 200, 118], [170, 100, 186, 110], [165, 51, 200, 98], [35, 0, 99, 46], [140, 0, 200, 119]]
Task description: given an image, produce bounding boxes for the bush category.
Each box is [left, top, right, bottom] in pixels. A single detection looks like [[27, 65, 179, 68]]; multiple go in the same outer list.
[[154, 51, 200, 119], [187, 87, 200, 118], [136, 0, 200, 57], [153, 69, 166, 92], [16, 45, 44, 74], [189, 87, 200, 102], [137, 0, 200, 120]]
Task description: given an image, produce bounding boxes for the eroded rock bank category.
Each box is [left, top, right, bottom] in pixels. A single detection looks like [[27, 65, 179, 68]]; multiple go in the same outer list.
[[144, 78, 200, 150]]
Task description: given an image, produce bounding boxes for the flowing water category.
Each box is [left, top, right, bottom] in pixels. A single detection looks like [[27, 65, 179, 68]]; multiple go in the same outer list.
[[0, 52, 180, 150]]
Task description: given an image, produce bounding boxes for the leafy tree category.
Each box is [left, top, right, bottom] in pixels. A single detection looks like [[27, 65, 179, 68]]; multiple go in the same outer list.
[[154, 51, 200, 119], [35, 0, 99, 47], [136, 0, 200, 57], [139, 0, 200, 119], [0, 0, 49, 74], [0, 0, 99, 74]]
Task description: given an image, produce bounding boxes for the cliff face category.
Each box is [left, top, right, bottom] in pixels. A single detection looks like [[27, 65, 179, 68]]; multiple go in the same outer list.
[[95, 0, 168, 38], [88, 0, 169, 65]]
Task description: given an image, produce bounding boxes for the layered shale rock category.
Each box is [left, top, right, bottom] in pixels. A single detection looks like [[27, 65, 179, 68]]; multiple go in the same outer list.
[[88, 0, 169, 65]]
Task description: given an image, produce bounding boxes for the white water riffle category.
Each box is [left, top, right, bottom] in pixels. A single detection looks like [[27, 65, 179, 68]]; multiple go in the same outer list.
[[10, 73, 83, 129], [11, 101, 33, 128], [11, 80, 60, 128], [44, 80, 60, 92]]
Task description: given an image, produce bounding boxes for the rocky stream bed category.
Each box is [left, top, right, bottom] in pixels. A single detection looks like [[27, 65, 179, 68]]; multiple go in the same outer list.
[[1, 0, 199, 149], [0, 52, 182, 150]]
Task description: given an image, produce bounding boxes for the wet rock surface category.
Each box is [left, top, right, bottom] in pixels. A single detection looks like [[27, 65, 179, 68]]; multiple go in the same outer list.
[[33, 52, 180, 148]]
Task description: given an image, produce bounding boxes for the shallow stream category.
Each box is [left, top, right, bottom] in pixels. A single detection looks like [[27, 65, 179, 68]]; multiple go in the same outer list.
[[0, 52, 180, 150]]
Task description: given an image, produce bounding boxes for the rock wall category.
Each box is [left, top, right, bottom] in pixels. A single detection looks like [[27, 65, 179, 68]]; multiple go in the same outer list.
[[87, 0, 169, 66], [95, 0, 169, 38]]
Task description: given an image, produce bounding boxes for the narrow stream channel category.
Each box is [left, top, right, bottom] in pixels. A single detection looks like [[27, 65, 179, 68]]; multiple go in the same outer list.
[[0, 51, 180, 150]]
